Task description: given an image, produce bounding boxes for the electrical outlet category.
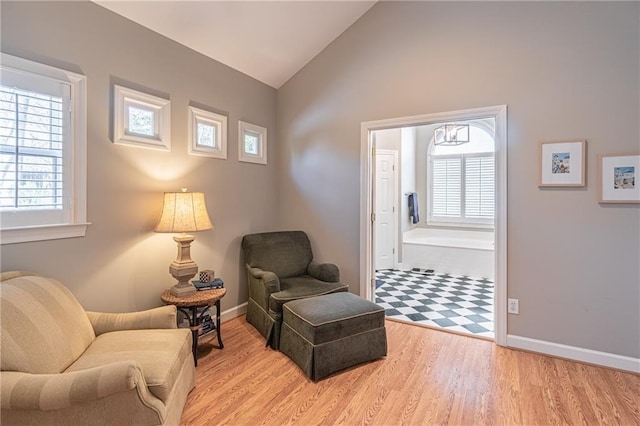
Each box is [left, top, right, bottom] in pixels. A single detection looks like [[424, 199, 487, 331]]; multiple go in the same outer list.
[[508, 298, 519, 314]]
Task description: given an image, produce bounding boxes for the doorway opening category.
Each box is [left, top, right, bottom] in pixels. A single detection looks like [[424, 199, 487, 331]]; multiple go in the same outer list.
[[360, 106, 507, 345]]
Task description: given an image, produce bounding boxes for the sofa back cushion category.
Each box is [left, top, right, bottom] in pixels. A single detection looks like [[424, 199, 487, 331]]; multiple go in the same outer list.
[[242, 231, 313, 278], [1, 272, 95, 373]]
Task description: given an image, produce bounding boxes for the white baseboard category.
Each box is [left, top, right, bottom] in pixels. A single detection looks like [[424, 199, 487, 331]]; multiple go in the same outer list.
[[507, 334, 640, 374], [221, 302, 247, 323]]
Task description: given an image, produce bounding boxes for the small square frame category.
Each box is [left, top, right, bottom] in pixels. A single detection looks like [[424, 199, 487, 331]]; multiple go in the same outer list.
[[113, 85, 170, 151], [238, 121, 267, 165], [539, 139, 586, 187], [188, 106, 227, 159], [598, 152, 640, 203]]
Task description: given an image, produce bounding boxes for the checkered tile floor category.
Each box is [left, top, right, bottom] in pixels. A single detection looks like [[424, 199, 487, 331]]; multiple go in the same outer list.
[[375, 269, 494, 338]]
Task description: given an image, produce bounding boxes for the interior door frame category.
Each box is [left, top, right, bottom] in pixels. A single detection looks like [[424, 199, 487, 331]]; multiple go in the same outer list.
[[360, 105, 508, 346]]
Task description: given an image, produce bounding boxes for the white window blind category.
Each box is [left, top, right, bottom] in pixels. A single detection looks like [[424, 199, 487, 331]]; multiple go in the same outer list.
[[0, 86, 66, 211], [429, 153, 494, 225], [0, 53, 88, 244], [432, 158, 461, 217], [465, 156, 495, 219]]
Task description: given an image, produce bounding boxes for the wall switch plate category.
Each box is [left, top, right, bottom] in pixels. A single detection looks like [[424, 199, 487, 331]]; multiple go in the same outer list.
[[508, 298, 519, 314]]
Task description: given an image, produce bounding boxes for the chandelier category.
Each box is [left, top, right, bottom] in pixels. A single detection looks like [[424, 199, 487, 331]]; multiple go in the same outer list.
[[434, 124, 470, 146]]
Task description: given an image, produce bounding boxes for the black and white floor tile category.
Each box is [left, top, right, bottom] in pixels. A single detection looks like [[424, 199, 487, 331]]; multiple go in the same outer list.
[[375, 269, 494, 339]]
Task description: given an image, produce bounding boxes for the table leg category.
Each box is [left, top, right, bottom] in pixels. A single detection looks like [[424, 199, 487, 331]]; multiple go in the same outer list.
[[177, 306, 199, 367], [215, 300, 224, 349], [191, 306, 200, 366]]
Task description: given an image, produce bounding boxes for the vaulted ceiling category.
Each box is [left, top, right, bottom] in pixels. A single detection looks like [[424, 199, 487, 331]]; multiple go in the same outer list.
[[94, 1, 376, 89]]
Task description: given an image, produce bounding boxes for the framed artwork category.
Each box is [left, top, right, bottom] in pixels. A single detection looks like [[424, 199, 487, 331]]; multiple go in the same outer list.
[[238, 121, 267, 165], [539, 139, 586, 187], [113, 85, 170, 151], [598, 153, 640, 203], [188, 106, 227, 159]]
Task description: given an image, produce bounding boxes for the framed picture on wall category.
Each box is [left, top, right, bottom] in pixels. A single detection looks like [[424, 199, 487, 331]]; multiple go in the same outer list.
[[538, 139, 586, 187], [598, 153, 640, 203]]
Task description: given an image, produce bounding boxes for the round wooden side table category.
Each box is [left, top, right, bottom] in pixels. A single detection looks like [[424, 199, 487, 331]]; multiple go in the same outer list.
[[161, 287, 226, 366]]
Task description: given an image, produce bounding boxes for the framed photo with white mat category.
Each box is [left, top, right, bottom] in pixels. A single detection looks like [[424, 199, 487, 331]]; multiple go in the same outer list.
[[598, 153, 640, 204], [539, 139, 586, 187]]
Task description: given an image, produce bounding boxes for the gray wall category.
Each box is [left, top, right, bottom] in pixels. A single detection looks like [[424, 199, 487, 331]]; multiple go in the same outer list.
[[415, 123, 436, 228], [277, 1, 640, 357], [2, 1, 638, 360], [1, 2, 278, 313], [400, 127, 417, 242]]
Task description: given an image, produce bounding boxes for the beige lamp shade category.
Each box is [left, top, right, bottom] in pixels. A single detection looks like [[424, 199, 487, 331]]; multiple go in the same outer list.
[[155, 191, 213, 233]]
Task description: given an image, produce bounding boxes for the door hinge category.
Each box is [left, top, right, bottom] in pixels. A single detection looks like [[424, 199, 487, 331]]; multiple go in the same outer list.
[[371, 213, 376, 222], [372, 147, 376, 156]]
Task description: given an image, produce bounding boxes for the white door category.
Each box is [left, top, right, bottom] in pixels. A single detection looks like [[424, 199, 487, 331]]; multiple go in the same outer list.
[[375, 150, 397, 270]]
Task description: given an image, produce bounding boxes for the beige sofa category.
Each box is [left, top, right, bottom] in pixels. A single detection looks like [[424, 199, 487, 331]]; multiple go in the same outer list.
[[0, 271, 195, 425]]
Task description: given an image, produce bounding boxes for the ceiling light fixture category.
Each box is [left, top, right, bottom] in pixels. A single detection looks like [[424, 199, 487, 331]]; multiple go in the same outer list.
[[434, 124, 470, 146]]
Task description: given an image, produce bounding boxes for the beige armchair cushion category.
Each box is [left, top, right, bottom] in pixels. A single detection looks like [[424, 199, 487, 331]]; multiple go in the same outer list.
[[65, 328, 192, 403], [0, 274, 95, 374]]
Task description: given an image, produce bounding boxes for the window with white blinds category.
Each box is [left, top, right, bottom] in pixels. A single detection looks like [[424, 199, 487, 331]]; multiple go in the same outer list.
[[0, 86, 65, 211], [431, 157, 461, 217], [429, 153, 495, 225], [465, 155, 495, 219], [428, 124, 495, 227], [0, 53, 87, 244]]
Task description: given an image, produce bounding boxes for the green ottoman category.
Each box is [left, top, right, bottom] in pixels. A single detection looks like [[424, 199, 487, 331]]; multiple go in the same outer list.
[[279, 292, 387, 381]]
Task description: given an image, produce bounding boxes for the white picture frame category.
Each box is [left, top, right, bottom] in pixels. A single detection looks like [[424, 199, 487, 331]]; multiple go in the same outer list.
[[188, 106, 227, 159], [113, 85, 170, 151], [539, 139, 586, 187], [238, 121, 267, 165], [599, 153, 640, 203]]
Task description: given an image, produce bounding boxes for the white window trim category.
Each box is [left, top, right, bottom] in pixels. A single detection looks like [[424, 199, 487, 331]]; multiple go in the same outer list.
[[238, 121, 267, 165], [188, 106, 227, 159], [113, 85, 170, 151], [0, 53, 89, 245]]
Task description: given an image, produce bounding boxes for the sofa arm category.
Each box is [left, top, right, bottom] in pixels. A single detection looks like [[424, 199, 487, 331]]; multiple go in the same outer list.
[[0, 362, 164, 414], [308, 260, 340, 282], [86, 306, 177, 336], [246, 265, 280, 309]]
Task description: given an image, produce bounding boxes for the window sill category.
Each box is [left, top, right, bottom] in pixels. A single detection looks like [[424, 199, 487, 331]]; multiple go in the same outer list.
[[1, 223, 91, 245], [426, 221, 494, 231]]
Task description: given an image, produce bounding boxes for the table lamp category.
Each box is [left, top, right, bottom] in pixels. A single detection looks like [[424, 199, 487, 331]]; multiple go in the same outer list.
[[155, 188, 213, 296]]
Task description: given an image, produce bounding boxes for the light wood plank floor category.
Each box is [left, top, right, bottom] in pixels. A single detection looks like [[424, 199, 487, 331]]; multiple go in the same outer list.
[[181, 317, 639, 425]]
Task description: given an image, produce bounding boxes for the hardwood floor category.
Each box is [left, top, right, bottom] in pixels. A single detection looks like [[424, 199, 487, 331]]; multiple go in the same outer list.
[[181, 317, 639, 425]]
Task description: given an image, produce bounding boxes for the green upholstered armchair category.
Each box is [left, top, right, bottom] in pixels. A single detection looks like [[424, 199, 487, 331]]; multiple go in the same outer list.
[[242, 231, 348, 349]]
